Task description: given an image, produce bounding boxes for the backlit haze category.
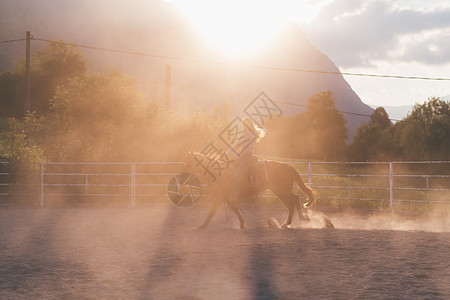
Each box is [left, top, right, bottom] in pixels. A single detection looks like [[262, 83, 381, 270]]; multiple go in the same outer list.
[[170, 0, 450, 108], [172, 0, 320, 60]]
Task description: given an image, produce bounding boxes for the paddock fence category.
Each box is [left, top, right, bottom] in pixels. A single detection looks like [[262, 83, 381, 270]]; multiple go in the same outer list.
[[0, 162, 8, 198], [0, 161, 449, 214]]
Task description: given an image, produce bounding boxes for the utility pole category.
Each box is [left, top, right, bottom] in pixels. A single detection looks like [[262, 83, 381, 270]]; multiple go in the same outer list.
[[165, 64, 171, 110], [25, 31, 32, 113]]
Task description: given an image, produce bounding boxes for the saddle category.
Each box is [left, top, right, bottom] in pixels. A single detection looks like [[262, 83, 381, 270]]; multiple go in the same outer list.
[[245, 158, 270, 187]]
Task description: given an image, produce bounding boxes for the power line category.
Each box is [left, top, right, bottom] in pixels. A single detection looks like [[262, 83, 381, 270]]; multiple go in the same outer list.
[[277, 100, 406, 123], [32, 38, 222, 64], [139, 80, 407, 122], [32, 37, 450, 81], [0, 38, 26, 44], [4, 35, 419, 121]]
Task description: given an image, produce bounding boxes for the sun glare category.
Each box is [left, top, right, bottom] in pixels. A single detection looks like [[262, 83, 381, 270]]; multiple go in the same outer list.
[[173, 0, 319, 59]]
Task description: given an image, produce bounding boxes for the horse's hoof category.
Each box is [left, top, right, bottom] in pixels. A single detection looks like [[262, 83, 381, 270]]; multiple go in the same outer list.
[[301, 214, 311, 222], [323, 217, 335, 229], [281, 222, 292, 229]]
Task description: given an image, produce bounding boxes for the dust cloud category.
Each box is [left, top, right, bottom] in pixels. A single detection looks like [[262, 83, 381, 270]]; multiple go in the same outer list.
[[304, 210, 450, 233], [1, 204, 449, 299]]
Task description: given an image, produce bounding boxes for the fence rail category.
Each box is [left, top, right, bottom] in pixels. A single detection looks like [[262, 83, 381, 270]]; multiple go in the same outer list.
[[0, 161, 449, 213], [307, 161, 450, 213], [0, 162, 8, 197]]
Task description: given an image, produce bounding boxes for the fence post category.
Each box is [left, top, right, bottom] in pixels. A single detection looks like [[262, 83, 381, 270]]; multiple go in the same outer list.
[[348, 175, 351, 201], [308, 162, 312, 187], [85, 175, 88, 196], [40, 162, 44, 208], [389, 162, 394, 213]]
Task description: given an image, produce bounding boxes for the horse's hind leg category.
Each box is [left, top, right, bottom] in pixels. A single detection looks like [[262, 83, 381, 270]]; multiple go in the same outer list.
[[228, 201, 245, 229], [292, 194, 310, 222]]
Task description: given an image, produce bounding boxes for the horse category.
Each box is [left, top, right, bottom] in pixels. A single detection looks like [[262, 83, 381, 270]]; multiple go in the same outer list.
[[181, 150, 316, 229]]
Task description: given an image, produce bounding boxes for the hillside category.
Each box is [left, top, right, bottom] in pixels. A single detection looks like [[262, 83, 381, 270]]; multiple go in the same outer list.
[[369, 104, 413, 122], [0, 0, 374, 139]]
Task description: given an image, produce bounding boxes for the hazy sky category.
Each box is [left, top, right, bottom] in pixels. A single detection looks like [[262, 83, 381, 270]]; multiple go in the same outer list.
[[302, 0, 450, 106], [172, 0, 450, 107]]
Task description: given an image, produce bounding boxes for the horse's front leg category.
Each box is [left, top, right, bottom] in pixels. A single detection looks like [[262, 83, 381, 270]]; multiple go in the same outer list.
[[198, 198, 222, 229]]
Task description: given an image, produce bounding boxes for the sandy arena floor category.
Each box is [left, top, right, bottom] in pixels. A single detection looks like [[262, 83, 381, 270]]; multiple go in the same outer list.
[[0, 203, 449, 299]]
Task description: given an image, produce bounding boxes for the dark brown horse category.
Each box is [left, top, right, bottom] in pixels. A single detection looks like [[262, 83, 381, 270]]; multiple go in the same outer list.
[[182, 150, 316, 229]]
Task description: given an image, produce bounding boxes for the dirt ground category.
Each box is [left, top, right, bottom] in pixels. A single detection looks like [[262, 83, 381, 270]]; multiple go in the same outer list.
[[0, 203, 449, 299]]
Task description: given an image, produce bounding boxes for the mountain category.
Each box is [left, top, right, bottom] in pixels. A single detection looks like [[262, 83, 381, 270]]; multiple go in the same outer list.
[[369, 104, 414, 122], [371, 95, 450, 122], [0, 0, 374, 139]]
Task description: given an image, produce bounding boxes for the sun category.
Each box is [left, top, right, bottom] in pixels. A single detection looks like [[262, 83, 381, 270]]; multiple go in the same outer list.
[[172, 0, 315, 59]]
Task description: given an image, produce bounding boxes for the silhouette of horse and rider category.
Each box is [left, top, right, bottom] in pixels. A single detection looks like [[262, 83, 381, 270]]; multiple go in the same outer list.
[[182, 117, 316, 229]]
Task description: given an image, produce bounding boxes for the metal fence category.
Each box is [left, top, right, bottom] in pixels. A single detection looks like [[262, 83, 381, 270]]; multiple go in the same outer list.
[[38, 162, 182, 207], [0, 162, 8, 197], [292, 161, 450, 213], [0, 161, 449, 213]]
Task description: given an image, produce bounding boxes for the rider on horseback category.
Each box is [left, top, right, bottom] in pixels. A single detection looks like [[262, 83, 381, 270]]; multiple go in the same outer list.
[[189, 117, 316, 229], [227, 117, 265, 200]]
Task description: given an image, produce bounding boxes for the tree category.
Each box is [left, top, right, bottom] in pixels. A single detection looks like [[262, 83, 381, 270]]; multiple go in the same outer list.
[[2, 113, 43, 166], [302, 91, 348, 160], [395, 97, 450, 160], [0, 40, 87, 118], [371, 106, 390, 130], [0, 70, 24, 118], [259, 115, 301, 158], [349, 107, 396, 161], [44, 71, 148, 161]]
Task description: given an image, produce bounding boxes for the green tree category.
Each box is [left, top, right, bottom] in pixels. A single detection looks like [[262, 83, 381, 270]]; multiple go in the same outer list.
[[0, 70, 24, 118], [395, 97, 450, 160], [349, 107, 397, 161], [3, 113, 43, 166], [44, 71, 148, 161], [0, 40, 87, 118], [371, 106, 390, 130], [302, 91, 348, 160], [259, 115, 299, 158]]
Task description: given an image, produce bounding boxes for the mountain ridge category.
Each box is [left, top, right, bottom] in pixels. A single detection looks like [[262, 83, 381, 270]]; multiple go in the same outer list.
[[368, 104, 413, 122], [0, 0, 374, 139]]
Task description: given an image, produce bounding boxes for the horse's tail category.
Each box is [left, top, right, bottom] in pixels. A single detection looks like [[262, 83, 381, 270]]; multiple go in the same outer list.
[[293, 168, 316, 208]]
